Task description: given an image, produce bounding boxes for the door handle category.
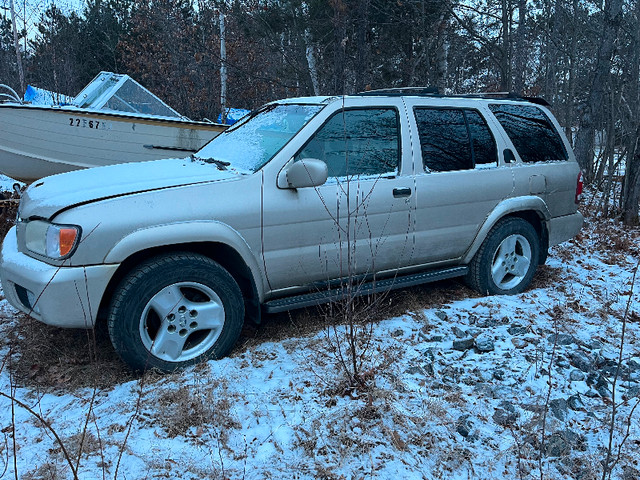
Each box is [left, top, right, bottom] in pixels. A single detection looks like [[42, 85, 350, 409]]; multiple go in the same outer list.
[[393, 187, 412, 198]]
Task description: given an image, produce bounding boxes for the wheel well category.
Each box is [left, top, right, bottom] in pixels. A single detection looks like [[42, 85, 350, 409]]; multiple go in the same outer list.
[[97, 242, 261, 327], [505, 210, 549, 264]]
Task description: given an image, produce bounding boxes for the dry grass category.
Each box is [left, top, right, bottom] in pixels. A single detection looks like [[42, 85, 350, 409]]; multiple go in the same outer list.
[[8, 314, 136, 390], [154, 379, 239, 439]]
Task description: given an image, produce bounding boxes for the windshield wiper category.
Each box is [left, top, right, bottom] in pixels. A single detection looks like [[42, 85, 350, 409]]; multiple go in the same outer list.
[[191, 154, 230, 171]]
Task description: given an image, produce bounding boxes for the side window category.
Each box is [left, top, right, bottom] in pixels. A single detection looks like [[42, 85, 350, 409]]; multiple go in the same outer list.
[[489, 104, 568, 162], [414, 108, 472, 172], [414, 108, 497, 171], [294, 108, 399, 178], [465, 110, 498, 167]]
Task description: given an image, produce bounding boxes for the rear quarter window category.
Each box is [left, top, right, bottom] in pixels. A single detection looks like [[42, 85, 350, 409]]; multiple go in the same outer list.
[[489, 104, 568, 163]]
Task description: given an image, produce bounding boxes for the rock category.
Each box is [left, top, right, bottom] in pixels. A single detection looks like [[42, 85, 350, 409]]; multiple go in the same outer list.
[[547, 333, 576, 345], [569, 370, 586, 382], [467, 327, 482, 338], [584, 388, 599, 398], [628, 358, 640, 372], [452, 326, 467, 338], [456, 415, 473, 437], [391, 328, 405, 338], [544, 430, 582, 457], [587, 339, 604, 350], [511, 338, 527, 349], [476, 317, 499, 328], [475, 335, 495, 352], [405, 365, 427, 376], [420, 333, 444, 342], [453, 337, 475, 351], [568, 351, 593, 373], [493, 401, 518, 426], [595, 375, 610, 397], [423, 349, 436, 362], [491, 387, 514, 400], [472, 367, 492, 382], [567, 394, 585, 411], [435, 310, 448, 321], [624, 386, 640, 399], [508, 324, 528, 336], [549, 398, 569, 421], [493, 369, 505, 381], [623, 466, 640, 480]]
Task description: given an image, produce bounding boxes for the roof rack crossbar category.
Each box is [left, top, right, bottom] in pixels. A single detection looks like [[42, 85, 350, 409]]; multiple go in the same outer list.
[[355, 87, 550, 106]]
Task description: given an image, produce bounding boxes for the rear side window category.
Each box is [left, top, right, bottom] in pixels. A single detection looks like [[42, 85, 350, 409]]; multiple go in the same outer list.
[[295, 108, 399, 178], [414, 108, 497, 172], [489, 104, 568, 162]]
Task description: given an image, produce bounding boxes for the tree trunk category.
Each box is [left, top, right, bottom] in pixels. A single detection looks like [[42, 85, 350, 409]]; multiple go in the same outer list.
[[574, 0, 623, 182], [9, 0, 25, 94], [304, 28, 320, 95], [500, 0, 512, 91], [219, 9, 227, 123], [622, 2, 640, 225], [332, 0, 347, 94], [353, 0, 370, 92], [513, 0, 526, 94], [435, 11, 449, 93]]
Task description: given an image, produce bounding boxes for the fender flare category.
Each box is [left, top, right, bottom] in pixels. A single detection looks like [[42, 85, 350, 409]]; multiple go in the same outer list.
[[462, 196, 551, 264], [103, 220, 266, 301]]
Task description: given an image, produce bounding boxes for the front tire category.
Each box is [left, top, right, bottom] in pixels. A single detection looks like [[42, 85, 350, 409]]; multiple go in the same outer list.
[[466, 218, 540, 295], [107, 253, 244, 372]]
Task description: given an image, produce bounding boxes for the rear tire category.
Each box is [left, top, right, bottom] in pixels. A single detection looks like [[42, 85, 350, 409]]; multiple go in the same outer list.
[[107, 253, 244, 372], [466, 218, 540, 295]]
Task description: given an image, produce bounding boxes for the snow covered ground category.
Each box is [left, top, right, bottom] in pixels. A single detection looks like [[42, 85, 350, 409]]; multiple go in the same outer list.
[[0, 199, 638, 480]]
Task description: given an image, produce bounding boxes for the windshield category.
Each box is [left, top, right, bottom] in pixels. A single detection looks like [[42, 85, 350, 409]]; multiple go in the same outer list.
[[195, 104, 324, 172]]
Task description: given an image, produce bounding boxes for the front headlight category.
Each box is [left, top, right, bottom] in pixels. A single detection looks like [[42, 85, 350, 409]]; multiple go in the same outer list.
[[25, 220, 81, 259]]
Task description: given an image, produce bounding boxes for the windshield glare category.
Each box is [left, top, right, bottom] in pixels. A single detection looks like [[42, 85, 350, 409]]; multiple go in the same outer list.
[[196, 104, 324, 172]]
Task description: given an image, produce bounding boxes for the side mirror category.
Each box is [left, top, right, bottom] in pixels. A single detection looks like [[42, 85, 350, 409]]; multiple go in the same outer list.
[[278, 158, 328, 189]]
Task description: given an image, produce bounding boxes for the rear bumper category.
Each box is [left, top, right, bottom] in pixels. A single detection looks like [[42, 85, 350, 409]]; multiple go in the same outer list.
[[548, 212, 583, 246], [0, 226, 118, 328]]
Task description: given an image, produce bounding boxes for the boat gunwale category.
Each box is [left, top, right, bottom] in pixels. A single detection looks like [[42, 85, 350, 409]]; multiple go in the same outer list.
[[0, 103, 228, 131]]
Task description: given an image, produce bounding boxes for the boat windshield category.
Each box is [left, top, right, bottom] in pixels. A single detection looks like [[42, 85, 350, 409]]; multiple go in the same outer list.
[[195, 103, 324, 173], [73, 72, 182, 118]]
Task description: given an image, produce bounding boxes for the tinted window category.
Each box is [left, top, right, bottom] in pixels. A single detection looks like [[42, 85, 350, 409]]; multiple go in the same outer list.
[[489, 104, 568, 162], [465, 110, 498, 166], [295, 108, 399, 178], [415, 109, 472, 172], [414, 108, 497, 171]]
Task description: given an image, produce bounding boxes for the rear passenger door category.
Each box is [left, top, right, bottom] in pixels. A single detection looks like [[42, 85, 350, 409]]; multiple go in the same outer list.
[[407, 102, 514, 265]]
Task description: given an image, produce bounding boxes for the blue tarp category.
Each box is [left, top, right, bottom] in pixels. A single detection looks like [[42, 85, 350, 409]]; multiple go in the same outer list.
[[217, 108, 250, 125], [23, 85, 73, 106]]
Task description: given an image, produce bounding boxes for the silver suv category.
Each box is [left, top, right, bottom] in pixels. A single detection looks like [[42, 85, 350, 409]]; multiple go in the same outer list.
[[0, 90, 583, 371]]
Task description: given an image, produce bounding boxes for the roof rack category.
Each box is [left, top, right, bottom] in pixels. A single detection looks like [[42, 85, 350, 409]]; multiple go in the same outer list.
[[355, 87, 550, 106]]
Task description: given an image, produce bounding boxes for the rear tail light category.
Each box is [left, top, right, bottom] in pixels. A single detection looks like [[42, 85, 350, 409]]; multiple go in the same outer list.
[[575, 171, 583, 204]]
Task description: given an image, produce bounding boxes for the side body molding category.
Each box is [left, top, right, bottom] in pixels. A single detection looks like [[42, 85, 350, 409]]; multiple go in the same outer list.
[[103, 221, 266, 301], [462, 196, 551, 264]]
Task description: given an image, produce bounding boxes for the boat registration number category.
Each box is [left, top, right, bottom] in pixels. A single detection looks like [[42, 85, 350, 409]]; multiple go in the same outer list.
[[68, 117, 111, 130]]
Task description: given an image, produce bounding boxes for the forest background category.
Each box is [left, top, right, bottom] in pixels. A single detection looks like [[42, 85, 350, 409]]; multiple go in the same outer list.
[[1, 0, 639, 224]]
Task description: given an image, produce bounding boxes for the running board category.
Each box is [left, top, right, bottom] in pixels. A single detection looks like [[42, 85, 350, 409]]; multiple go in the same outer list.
[[264, 266, 468, 313]]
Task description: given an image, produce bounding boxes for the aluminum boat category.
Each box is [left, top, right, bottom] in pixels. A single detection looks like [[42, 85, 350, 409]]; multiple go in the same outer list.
[[0, 72, 227, 183]]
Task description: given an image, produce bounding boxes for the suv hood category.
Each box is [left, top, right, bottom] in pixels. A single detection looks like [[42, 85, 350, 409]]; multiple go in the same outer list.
[[19, 157, 242, 219]]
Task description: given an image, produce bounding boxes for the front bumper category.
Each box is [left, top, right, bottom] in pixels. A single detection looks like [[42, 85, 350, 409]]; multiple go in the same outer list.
[[0, 226, 119, 328]]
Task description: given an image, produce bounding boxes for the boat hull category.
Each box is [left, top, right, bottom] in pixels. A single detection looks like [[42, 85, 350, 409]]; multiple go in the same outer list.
[[0, 105, 226, 183]]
